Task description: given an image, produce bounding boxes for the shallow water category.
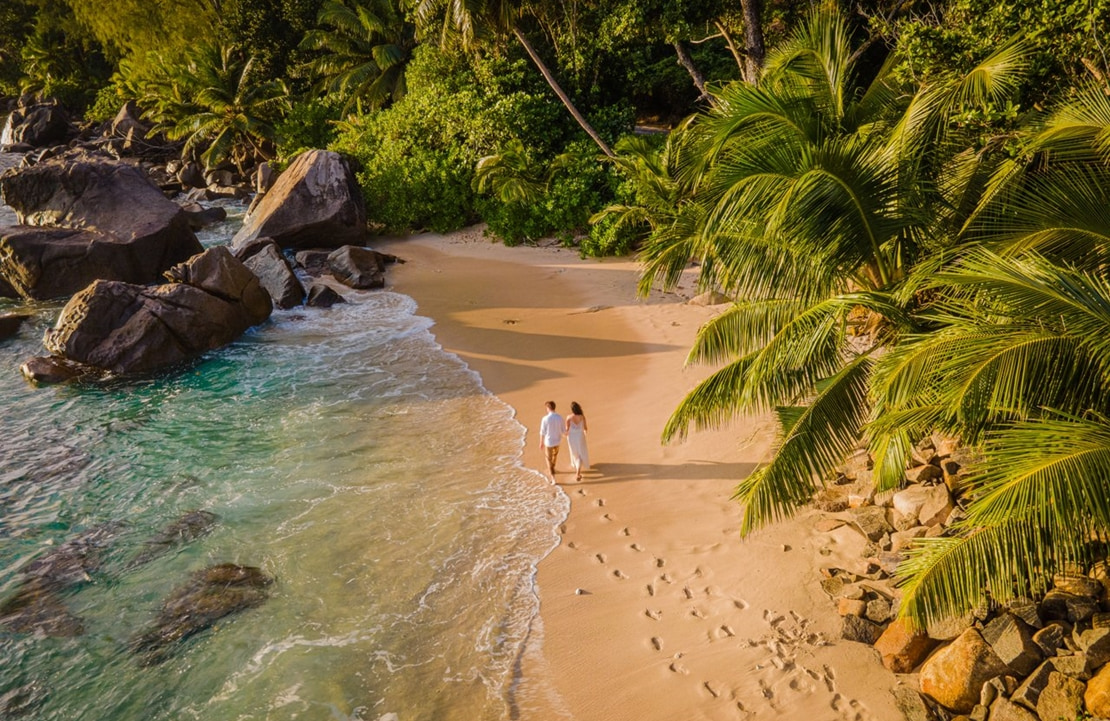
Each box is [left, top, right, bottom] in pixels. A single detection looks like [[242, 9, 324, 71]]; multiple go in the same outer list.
[[0, 164, 568, 720]]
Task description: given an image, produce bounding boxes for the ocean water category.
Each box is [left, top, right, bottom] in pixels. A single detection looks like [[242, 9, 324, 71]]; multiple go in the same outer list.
[[0, 153, 569, 720]]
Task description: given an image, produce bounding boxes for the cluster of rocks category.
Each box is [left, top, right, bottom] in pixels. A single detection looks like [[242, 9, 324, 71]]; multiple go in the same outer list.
[[2, 96, 265, 200], [1, 143, 401, 382], [0, 510, 272, 674], [814, 436, 1110, 720]]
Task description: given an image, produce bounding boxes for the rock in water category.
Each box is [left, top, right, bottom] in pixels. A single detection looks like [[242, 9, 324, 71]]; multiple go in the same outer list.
[[39, 246, 271, 377], [328, 245, 386, 289], [0, 523, 123, 637], [0, 99, 72, 150], [235, 238, 305, 309], [127, 510, 219, 569], [130, 564, 273, 665], [231, 149, 367, 251], [0, 158, 202, 299]]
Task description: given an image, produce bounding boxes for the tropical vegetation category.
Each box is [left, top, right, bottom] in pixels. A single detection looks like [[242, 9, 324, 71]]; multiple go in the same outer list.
[[7, 0, 1110, 628]]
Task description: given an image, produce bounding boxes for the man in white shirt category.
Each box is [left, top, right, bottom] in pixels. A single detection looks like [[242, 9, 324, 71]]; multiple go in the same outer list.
[[538, 401, 564, 477]]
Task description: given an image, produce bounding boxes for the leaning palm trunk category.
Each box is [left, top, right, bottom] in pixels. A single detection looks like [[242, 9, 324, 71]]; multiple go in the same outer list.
[[511, 27, 615, 158]]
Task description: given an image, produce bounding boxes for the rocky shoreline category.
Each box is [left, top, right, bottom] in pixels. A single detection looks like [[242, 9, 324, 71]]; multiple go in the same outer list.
[[1, 98, 402, 383], [820, 436, 1110, 720]]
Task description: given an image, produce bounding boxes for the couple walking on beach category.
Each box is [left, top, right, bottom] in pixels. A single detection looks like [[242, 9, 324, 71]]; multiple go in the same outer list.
[[539, 401, 589, 481]]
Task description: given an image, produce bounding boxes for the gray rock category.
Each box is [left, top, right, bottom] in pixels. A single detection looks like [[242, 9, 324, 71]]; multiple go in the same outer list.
[[1011, 660, 1057, 711], [866, 597, 892, 623], [232, 149, 367, 251], [129, 563, 272, 665], [1033, 623, 1066, 657], [1035, 671, 1086, 721], [293, 249, 332, 276], [841, 614, 884, 644], [927, 611, 974, 641], [988, 696, 1037, 721], [1078, 626, 1110, 670], [1050, 652, 1092, 680], [890, 685, 933, 721], [40, 246, 271, 377], [0, 159, 202, 299], [239, 239, 305, 309], [1041, 589, 1099, 624], [850, 505, 892, 542], [981, 613, 1043, 676], [1007, 597, 1042, 629], [327, 245, 385, 289], [20, 355, 99, 384], [306, 283, 345, 308], [1, 100, 72, 150]]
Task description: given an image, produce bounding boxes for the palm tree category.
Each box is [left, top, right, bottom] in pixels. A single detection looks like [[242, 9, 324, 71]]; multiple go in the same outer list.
[[641, 9, 1028, 534], [299, 0, 415, 113], [868, 86, 1110, 627], [408, 0, 615, 157], [156, 44, 289, 172]]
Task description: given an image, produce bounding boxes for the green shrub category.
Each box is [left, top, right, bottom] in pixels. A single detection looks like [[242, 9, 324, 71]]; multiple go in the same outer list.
[[331, 45, 572, 233]]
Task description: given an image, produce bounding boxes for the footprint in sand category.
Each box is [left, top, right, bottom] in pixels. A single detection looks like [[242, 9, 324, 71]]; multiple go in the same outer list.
[[733, 599, 750, 610], [601, 513, 613, 522], [630, 543, 644, 552], [558, 524, 567, 534], [646, 584, 656, 597], [613, 569, 628, 579], [718, 624, 735, 638], [596, 499, 605, 507], [702, 682, 720, 699], [690, 608, 706, 619], [567, 541, 578, 549], [595, 553, 607, 564], [576, 488, 588, 496], [620, 527, 633, 536], [683, 586, 694, 599], [660, 573, 674, 584], [651, 637, 663, 651], [758, 680, 773, 700], [655, 558, 666, 568], [668, 655, 689, 675], [645, 609, 662, 620]]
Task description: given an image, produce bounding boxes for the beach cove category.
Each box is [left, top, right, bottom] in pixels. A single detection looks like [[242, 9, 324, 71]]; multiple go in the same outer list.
[[376, 229, 905, 720]]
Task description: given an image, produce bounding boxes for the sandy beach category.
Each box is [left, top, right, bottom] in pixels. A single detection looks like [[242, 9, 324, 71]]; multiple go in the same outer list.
[[375, 229, 904, 721]]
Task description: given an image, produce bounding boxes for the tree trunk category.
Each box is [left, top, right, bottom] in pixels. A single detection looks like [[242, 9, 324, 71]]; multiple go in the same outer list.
[[739, 0, 765, 85], [512, 26, 615, 158], [672, 41, 711, 103]]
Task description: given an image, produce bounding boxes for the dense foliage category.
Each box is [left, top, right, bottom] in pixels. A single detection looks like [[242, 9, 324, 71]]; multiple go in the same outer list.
[[8, 0, 1110, 628]]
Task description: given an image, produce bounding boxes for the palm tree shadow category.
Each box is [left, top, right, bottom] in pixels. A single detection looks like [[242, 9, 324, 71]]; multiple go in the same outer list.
[[567, 460, 758, 485]]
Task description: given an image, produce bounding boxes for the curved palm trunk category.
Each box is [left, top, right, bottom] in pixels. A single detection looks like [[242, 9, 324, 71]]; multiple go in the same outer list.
[[511, 26, 615, 158]]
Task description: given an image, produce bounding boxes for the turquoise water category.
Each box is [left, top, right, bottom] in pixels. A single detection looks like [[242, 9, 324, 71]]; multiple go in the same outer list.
[[0, 176, 568, 720]]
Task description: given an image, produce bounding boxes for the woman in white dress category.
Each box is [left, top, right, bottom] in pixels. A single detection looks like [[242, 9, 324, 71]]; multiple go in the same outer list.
[[564, 401, 589, 481]]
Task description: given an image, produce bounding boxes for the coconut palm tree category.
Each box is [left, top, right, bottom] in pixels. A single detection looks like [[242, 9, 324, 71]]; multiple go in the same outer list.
[[642, 8, 1029, 534], [157, 44, 289, 172], [299, 0, 415, 113], [867, 86, 1110, 627], [408, 0, 615, 157]]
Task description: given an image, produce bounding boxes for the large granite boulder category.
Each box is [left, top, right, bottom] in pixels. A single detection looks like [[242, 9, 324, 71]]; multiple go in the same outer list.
[[32, 246, 271, 377], [129, 563, 273, 665], [0, 99, 73, 150], [231, 149, 367, 251], [0, 159, 203, 299], [920, 628, 1011, 713]]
